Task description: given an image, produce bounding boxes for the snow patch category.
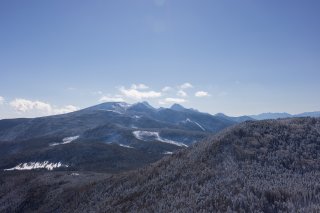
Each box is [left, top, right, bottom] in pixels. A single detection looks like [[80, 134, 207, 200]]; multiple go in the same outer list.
[[50, 136, 79, 146], [118, 102, 132, 109], [119, 144, 134, 149], [133, 131, 188, 147], [164, 151, 173, 155], [4, 161, 69, 171], [193, 121, 206, 131], [133, 115, 141, 119], [71, 172, 80, 176], [101, 109, 123, 114], [185, 118, 206, 131]]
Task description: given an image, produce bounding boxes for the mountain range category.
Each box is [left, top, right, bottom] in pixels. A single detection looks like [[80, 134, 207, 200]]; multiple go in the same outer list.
[[0, 102, 250, 172], [1, 102, 319, 173]]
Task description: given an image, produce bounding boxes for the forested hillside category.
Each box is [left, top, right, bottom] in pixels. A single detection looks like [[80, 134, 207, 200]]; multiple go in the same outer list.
[[77, 118, 320, 212], [1, 118, 320, 212]]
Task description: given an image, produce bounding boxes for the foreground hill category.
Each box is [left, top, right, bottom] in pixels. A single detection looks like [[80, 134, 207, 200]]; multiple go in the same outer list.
[[1, 117, 320, 212]]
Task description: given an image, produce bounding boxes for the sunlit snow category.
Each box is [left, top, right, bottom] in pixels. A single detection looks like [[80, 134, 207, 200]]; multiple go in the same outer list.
[[164, 151, 173, 155], [4, 161, 69, 171], [50, 135, 79, 146], [185, 118, 206, 131], [133, 131, 188, 147], [102, 109, 123, 114], [71, 172, 80, 176], [119, 144, 134, 149]]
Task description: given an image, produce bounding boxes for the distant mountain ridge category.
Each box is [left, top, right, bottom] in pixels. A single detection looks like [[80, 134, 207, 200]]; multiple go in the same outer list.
[[249, 111, 320, 120], [215, 113, 254, 123]]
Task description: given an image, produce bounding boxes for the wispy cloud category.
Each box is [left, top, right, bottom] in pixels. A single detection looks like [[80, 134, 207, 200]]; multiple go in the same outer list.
[[177, 90, 187, 97], [99, 95, 124, 102], [119, 85, 161, 100], [92, 91, 103, 96], [131, 84, 149, 90], [162, 86, 172, 92], [67, 87, 76, 91], [179, 82, 193, 89], [159, 98, 187, 105], [53, 105, 78, 114], [195, 91, 210, 97], [0, 96, 4, 105]]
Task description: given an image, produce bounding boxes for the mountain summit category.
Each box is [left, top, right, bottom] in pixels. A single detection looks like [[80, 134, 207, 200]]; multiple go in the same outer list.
[[83, 102, 131, 113], [170, 104, 187, 111], [127, 101, 155, 112]]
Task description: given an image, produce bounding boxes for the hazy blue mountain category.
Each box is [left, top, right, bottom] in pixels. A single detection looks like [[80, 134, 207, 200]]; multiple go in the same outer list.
[[249, 111, 320, 120], [294, 111, 320, 118], [170, 103, 188, 111], [215, 113, 254, 123]]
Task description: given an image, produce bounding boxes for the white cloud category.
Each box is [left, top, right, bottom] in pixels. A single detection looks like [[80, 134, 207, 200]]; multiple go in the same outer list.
[[67, 87, 76, 91], [92, 91, 103, 95], [195, 91, 210, 97], [159, 98, 187, 105], [53, 105, 78, 114], [119, 86, 161, 100], [162, 86, 172, 92], [99, 95, 124, 102], [10, 98, 78, 115], [131, 84, 149, 90], [177, 90, 187, 97], [0, 96, 4, 104], [10, 99, 52, 113], [180, 82, 193, 89]]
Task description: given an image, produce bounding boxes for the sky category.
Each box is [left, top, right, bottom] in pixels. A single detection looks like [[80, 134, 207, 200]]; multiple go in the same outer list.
[[1, 0, 320, 118]]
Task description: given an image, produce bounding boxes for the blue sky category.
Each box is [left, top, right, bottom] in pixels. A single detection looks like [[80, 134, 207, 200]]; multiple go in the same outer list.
[[1, 0, 320, 118]]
